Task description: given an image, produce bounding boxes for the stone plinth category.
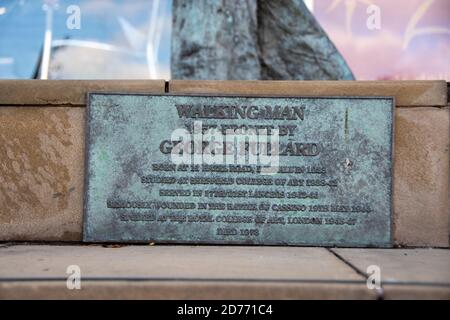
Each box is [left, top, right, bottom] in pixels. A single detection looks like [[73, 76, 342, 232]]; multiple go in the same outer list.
[[0, 80, 448, 247]]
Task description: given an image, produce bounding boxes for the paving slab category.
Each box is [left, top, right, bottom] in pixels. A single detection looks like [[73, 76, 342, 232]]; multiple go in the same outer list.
[[382, 285, 450, 300], [0, 245, 375, 299], [0, 281, 376, 300], [331, 248, 450, 299], [2, 245, 449, 299], [332, 248, 450, 284], [0, 245, 360, 280]]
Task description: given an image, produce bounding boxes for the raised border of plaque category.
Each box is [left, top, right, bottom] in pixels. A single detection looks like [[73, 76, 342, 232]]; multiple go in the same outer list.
[[83, 93, 394, 247]]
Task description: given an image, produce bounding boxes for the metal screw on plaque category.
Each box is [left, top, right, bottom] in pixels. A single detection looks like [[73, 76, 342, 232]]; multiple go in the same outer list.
[[345, 158, 352, 167], [66, 265, 81, 290], [343, 158, 353, 173]]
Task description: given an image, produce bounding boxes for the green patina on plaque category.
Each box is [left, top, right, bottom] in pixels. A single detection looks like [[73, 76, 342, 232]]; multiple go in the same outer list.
[[84, 93, 394, 247]]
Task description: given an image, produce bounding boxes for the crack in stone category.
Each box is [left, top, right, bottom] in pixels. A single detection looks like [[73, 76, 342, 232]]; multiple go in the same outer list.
[[327, 248, 384, 300]]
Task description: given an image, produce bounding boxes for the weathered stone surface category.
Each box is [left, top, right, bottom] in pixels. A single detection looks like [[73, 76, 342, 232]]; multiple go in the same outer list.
[[168, 80, 448, 107], [0, 80, 166, 106], [0, 107, 85, 241], [394, 108, 449, 247], [0, 80, 165, 241], [171, 0, 260, 80], [257, 0, 354, 80]]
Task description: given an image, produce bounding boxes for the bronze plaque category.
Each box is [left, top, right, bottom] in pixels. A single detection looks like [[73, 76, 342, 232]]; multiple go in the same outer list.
[[84, 93, 394, 247]]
